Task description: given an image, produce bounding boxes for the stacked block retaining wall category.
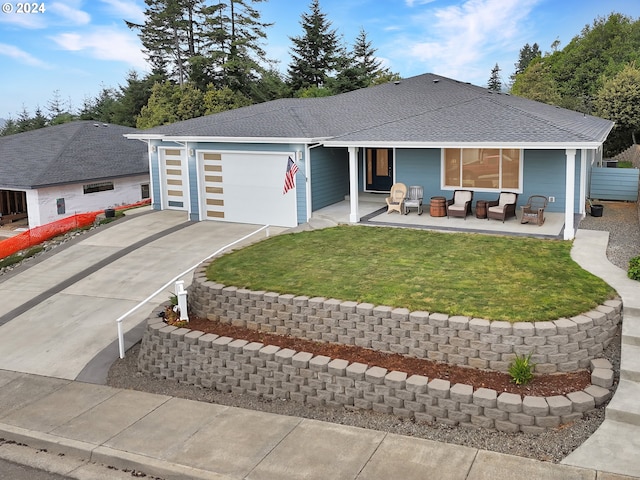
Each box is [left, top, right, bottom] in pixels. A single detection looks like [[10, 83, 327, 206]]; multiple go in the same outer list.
[[138, 304, 616, 434], [187, 263, 622, 374]]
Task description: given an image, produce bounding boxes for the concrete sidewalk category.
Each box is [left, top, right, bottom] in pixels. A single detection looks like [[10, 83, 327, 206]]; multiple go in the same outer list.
[[0, 370, 629, 480]]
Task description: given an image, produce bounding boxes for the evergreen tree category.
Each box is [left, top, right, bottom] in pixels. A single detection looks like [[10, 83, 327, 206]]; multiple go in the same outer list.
[[287, 0, 341, 92], [200, 0, 272, 96], [31, 107, 48, 129], [332, 28, 393, 93], [127, 0, 205, 86], [511, 43, 541, 82], [112, 70, 166, 127], [487, 63, 502, 91]]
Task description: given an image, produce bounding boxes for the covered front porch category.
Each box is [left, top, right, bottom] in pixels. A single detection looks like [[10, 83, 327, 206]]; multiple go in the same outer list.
[[312, 193, 568, 239]]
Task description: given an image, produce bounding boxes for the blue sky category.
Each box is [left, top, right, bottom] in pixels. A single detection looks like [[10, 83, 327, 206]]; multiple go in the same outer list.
[[1, 0, 639, 120]]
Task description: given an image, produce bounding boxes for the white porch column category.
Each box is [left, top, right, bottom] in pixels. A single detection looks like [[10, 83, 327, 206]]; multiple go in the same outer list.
[[348, 146, 359, 223], [579, 148, 587, 215], [564, 148, 576, 240]]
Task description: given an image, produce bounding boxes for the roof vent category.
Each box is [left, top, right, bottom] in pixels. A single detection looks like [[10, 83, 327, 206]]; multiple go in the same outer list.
[[394, 80, 400, 85], [433, 79, 439, 83], [103, 123, 108, 127], [93, 123, 100, 127]]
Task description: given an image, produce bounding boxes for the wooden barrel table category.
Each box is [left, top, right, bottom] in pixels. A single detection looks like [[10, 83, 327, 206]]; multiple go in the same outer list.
[[430, 196, 447, 217], [476, 200, 487, 219]]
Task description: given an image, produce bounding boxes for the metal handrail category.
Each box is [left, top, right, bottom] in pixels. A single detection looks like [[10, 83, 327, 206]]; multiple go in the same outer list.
[[116, 224, 271, 358]]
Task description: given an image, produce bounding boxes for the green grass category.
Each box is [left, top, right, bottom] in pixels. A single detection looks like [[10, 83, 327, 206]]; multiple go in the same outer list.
[[206, 225, 615, 322]]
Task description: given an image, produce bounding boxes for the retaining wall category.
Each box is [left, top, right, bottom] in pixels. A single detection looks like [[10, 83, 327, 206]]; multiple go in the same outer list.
[[187, 263, 622, 374], [138, 304, 616, 434]]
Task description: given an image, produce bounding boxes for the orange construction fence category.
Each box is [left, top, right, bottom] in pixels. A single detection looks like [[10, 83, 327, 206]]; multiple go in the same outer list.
[[0, 199, 151, 260]]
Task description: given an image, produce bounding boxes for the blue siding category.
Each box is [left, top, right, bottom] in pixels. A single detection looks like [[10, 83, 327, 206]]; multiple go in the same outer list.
[[395, 149, 442, 198], [150, 142, 161, 211], [521, 150, 583, 213], [591, 167, 639, 201], [311, 147, 349, 210], [188, 152, 199, 221]]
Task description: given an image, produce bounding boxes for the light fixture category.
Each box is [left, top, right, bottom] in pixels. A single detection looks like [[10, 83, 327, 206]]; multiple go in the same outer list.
[[189, 148, 195, 157], [151, 145, 157, 153]]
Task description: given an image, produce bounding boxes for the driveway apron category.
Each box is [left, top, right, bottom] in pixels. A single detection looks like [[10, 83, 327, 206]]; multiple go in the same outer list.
[[0, 210, 282, 380]]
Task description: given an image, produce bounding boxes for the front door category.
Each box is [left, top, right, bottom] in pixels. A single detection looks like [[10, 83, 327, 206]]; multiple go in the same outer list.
[[365, 148, 394, 191]]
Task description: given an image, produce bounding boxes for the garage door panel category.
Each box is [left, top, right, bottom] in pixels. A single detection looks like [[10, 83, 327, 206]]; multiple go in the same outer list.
[[199, 152, 297, 227]]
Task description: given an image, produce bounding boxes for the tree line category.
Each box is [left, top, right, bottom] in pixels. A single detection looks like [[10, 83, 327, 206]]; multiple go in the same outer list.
[[488, 13, 640, 156], [2, 0, 396, 134], [3, 5, 639, 155]]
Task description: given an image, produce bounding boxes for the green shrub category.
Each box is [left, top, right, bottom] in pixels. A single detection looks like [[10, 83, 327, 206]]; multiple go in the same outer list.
[[509, 353, 535, 385], [628, 256, 640, 281], [618, 161, 634, 168], [0, 246, 44, 269]]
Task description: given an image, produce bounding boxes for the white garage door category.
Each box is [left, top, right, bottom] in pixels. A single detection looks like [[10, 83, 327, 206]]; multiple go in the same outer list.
[[199, 151, 298, 227], [160, 148, 187, 211]]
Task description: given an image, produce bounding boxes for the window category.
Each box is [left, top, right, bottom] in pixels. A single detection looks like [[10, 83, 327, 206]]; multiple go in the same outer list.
[[83, 181, 114, 194], [443, 148, 521, 190]]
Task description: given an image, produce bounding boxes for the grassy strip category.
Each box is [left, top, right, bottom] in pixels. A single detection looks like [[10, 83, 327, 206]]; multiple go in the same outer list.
[[207, 225, 615, 322], [0, 246, 44, 268]]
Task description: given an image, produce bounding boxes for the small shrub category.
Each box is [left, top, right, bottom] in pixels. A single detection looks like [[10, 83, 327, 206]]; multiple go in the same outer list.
[[509, 353, 535, 385], [618, 161, 634, 168], [628, 255, 640, 281], [0, 246, 44, 269]]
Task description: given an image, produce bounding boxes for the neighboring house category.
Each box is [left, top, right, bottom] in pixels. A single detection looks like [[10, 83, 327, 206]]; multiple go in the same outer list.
[[126, 73, 614, 240], [0, 121, 149, 228]]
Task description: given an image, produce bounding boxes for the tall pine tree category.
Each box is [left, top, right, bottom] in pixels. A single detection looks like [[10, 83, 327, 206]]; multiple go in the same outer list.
[[288, 0, 341, 92], [487, 63, 502, 91]]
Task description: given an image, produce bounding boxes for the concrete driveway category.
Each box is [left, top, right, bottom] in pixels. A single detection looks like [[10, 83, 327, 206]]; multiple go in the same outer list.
[[0, 209, 285, 381]]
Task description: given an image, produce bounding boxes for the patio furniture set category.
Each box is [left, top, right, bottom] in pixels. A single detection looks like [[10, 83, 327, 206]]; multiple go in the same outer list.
[[385, 183, 547, 225]]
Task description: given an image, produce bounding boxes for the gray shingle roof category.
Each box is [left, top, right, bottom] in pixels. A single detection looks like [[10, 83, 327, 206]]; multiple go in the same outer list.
[[0, 121, 148, 189], [133, 73, 614, 146]]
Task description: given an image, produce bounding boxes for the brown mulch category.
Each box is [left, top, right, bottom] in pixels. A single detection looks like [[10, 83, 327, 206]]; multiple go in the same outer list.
[[177, 315, 591, 397]]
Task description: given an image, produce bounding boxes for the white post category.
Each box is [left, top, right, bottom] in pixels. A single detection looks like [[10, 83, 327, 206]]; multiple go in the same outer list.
[[564, 149, 576, 240], [579, 148, 587, 215], [175, 280, 189, 321], [348, 146, 359, 223]]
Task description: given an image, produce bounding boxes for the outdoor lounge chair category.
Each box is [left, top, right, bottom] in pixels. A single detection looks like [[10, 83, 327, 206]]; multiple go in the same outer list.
[[385, 182, 407, 214], [446, 190, 473, 219], [521, 195, 547, 226], [487, 192, 518, 222], [404, 185, 424, 215]]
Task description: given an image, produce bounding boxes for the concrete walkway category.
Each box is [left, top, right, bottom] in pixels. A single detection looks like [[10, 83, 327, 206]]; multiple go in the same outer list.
[[0, 215, 638, 479], [562, 229, 640, 477]]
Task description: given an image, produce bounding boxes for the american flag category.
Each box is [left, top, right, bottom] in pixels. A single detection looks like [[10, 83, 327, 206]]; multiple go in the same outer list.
[[283, 156, 299, 194]]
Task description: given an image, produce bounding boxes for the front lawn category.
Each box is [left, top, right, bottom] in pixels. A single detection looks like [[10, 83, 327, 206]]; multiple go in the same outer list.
[[206, 225, 615, 322]]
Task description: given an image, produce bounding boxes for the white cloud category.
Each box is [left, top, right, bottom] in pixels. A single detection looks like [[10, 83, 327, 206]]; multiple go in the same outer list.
[[0, 43, 51, 68], [49, 1, 91, 25], [50, 26, 147, 69], [405, 0, 437, 7], [100, 0, 146, 25], [397, 0, 540, 82]]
